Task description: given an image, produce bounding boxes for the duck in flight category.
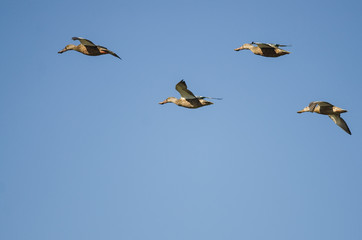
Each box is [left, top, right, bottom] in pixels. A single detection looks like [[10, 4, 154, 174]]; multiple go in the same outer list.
[[58, 37, 121, 59], [297, 101, 351, 135], [159, 80, 222, 109], [234, 42, 290, 57]]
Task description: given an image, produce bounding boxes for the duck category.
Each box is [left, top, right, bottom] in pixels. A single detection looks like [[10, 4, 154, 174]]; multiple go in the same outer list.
[[234, 42, 290, 57], [297, 101, 351, 135], [58, 37, 121, 59], [159, 80, 222, 109]]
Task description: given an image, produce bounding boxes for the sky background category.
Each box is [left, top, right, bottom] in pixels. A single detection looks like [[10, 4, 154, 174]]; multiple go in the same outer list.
[[1, 0, 362, 239]]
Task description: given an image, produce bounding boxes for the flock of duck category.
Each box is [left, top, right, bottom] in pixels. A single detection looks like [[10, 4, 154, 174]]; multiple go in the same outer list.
[[58, 37, 352, 135]]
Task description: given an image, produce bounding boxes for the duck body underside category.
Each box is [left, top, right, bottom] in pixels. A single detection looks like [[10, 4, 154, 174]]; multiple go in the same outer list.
[[176, 99, 213, 108], [256, 48, 290, 57], [313, 106, 346, 115], [77, 45, 105, 56]]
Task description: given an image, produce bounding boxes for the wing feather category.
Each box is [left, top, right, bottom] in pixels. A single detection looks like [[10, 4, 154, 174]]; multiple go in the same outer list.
[[309, 101, 333, 112], [252, 42, 275, 48], [98, 47, 122, 59], [252, 42, 289, 49], [328, 115, 352, 135], [72, 37, 97, 47], [197, 96, 223, 100], [175, 80, 196, 99]]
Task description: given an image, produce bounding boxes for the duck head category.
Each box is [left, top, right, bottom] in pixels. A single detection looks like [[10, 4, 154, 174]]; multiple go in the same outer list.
[[159, 97, 177, 105], [234, 43, 254, 51], [297, 106, 310, 113], [58, 44, 77, 54]]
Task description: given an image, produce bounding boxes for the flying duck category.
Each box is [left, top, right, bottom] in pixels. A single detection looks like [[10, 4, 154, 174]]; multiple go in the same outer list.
[[297, 101, 351, 135], [234, 42, 290, 57], [159, 80, 221, 109], [58, 37, 121, 59]]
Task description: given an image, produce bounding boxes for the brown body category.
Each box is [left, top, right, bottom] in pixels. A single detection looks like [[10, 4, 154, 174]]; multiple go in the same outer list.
[[160, 97, 213, 109], [300, 105, 345, 115], [73, 44, 110, 56], [234, 43, 290, 57]]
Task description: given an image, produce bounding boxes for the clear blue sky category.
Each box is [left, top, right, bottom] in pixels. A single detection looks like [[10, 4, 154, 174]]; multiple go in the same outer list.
[[1, 0, 362, 239]]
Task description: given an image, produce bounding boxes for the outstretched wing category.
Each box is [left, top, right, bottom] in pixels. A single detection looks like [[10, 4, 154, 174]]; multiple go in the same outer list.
[[251, 42, 276, 49], [308, 101, 333, 112], [98, 47, 122, 59], [72, 37, 97, 47], [329, 115, 352, 135], [274, 44, 291, 48], [252, 42, 290, 49], [175, 80, 197, 99], [197, 96, 223, 100]]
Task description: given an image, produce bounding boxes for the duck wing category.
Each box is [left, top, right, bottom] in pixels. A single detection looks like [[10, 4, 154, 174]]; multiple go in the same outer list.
[[72, 37, 97, 47], [175, 80, 197, 99], [97, 46, 122, 59], [328, 114, 352, 135], [106, 50, 122, 59], [252, 42, 290, 49], [308, 101, 333, 112], [251, 42, 274, 48], [274, 44, 291, 48], [197, 96, 223, 100]]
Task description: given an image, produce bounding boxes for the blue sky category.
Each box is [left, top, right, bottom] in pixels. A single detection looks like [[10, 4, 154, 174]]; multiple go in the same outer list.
[[1, 0, 362, 239]]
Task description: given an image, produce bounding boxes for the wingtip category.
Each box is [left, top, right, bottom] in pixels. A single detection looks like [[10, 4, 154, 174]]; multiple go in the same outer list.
[[345, 129, 352, 135]]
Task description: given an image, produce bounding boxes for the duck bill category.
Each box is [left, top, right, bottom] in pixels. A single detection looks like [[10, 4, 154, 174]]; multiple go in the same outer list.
[[234, 47, 244, 51], [58, 48, 67, 54], [297, 107, 310, 113], [159, 100, 167, 105]]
